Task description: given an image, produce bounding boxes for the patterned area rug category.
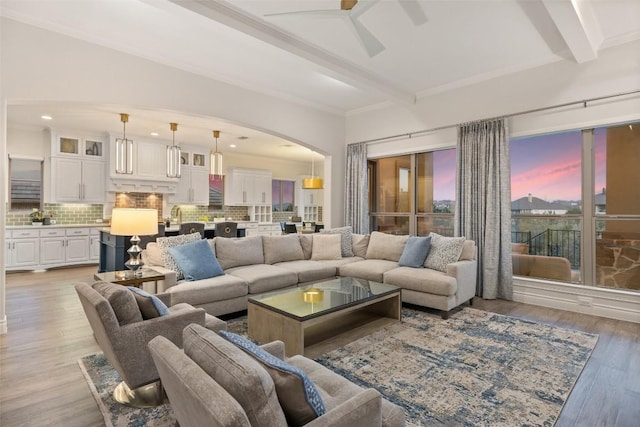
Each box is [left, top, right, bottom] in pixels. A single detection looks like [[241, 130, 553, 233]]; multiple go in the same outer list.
[[316, 308, 598, 426], [78, 308, 597, 427]]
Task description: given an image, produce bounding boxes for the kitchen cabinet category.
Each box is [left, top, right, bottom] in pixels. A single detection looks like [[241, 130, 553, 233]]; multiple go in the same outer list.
[[134, 140, 169, 180], [6, 229, 39, 270], [225, 168, 272, 205], [90, 229, 101, 261], [169, 150, 209, 205], [39, 228, 90, 266], [296, 176, 322, 222], [52, 132, 105, 160], [51, 157, 105, 203]]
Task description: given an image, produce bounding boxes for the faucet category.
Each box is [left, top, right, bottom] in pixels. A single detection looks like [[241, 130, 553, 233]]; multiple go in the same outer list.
[[176, 207, 182, 225]]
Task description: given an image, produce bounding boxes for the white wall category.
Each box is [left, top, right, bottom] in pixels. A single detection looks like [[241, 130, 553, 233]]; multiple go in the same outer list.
[[351, 39, 640, 153], [0, 18, 345, 226]]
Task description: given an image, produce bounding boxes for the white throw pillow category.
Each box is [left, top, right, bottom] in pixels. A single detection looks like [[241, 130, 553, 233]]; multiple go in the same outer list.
[[156, 233, 202, 280], [311, 234, 342, 260]]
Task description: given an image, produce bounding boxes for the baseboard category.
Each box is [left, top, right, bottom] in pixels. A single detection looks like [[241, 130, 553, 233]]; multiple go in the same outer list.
[[513, 278, 640, 324]]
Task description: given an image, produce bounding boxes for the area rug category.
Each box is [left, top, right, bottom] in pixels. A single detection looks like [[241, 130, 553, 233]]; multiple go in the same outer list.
[[316, 308, 598, 426], [78, 308, 597, 426]]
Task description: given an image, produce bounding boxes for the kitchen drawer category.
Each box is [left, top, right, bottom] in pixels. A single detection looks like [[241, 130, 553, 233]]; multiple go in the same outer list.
[[10, 229, 40, 238], [66, 227, 90, 236], [39, 228, 66, 238]]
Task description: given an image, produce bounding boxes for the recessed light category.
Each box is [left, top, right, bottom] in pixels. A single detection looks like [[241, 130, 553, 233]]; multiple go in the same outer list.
[[150, 132, 159, 136], [230, 144, 237, 148], [41, 115, 53, 120]]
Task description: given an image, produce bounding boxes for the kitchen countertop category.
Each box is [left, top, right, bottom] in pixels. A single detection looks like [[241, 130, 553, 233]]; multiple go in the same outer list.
[[6, 223, 106, 230]]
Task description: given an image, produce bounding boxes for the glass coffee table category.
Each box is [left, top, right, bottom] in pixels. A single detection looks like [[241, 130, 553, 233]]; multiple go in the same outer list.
[[248, 277, 401, 357]]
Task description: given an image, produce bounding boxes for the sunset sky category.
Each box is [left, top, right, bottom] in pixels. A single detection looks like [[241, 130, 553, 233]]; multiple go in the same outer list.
[[433, 130, 607, 202]]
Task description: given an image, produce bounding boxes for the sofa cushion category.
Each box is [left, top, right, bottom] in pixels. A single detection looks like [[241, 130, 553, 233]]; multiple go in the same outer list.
[[424, 233, 466, 272], [320, 226, 354, 257], [92, 281, 143, 325], [398, 236, 432, 268], [226, 264, 298, 294], [365, 232, 409, 262], [287, 355, 405, 427], [183, 324, 288, 427], [299, 234, 313, 260], [127, 286, 170, 319], [156, 233, 202, 280], [142, 242, 163, 267], [314, 256, 365, 270], [219, 331, 325, 426], [167, 274, 248, 306], [274, 260, 337, 283], [351, 233, 370, 258], [168, 239, 224, 281], [263, 235, 305, 265], [459, 240, 476, 261], [215, 236, 264, 270], [311, 234, 342, 260], [384, 266, 458, 296], [338, 259, 399, 283]]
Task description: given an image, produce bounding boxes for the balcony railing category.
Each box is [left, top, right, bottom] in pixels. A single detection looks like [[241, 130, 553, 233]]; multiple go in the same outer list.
[[511, 229, 581, 268]]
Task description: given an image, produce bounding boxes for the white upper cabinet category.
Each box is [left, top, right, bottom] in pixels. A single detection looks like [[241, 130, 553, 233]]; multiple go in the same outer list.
[[225, 168, 272, 206], [53, 132, 106, 160], [168, 146, 209, 205]]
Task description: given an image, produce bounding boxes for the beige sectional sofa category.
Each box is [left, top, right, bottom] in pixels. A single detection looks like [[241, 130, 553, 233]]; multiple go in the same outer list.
[[143, 230, 477, 319]]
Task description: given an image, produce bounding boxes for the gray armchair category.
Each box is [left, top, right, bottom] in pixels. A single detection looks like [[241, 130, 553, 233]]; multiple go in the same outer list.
[[148, 324, 405, 427], [75, 282, 226, 407]]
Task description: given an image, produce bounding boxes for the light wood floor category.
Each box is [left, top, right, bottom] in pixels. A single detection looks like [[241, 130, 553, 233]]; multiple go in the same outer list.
[[1, 266, 639, 427]]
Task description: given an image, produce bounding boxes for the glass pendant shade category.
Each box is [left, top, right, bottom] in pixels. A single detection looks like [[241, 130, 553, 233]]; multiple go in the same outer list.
[[115, 113, 133, 174], [209, 130, 223, 177], [166, 122, 181, 178]]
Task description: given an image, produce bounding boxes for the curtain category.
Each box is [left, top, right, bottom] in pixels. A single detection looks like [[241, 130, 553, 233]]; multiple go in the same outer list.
[[345, 142, 369, 234], [455, 119, 513, 300]]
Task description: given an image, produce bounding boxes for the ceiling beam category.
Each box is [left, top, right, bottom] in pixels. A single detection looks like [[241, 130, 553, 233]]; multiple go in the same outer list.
[[542, 0, 603, 63], [167, 0, 415, 106]]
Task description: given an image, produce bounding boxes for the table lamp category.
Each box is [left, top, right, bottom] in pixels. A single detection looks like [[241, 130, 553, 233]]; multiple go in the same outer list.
[[110, 208, 158, 277]]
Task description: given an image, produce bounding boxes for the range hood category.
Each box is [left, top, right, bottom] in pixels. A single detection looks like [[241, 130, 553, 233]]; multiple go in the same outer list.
[[108, 177, 178, 194]]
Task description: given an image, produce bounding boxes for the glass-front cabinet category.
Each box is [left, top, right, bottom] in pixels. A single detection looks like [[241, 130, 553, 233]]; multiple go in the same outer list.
[[54, 133, 105, 159]]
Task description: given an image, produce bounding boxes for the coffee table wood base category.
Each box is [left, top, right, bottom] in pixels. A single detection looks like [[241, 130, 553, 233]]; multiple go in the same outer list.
[[248, 290, 401, 357]]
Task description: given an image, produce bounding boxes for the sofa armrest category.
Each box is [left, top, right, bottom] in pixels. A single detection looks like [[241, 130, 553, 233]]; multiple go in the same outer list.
[[446, 259, 477, 301], [304, 388, 382, 427], [260, 340, 286, 360], [147, 266, 178, 292]]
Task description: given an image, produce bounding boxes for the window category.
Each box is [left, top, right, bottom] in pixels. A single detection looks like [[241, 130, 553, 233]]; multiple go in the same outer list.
[[369, 149, 456, 236], [209, 175, 224, 209], [9, 157, 43, 210], [272, 180, 294, 212], [510, 131, 583, 283]]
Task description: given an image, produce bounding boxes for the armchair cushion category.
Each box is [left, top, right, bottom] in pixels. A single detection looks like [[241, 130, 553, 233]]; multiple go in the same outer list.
[[219, 331, 326, 426], [424, 233, 466, 272], [398, 236, 432, 268], [127, 286, 170, 319], [183, 324, 288, 427], [92, 281, 142, 325], [167, 239, 224, 281]]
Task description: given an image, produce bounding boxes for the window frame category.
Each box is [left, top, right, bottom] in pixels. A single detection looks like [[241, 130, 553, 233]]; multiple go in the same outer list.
[[8, 155, 43, 211]]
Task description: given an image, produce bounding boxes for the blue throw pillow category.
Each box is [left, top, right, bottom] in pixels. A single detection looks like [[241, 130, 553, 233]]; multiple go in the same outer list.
[[398, 236, 432, 268], [167, 239, 224, 281], [126, 286, 170, 319], [219, 330, 326, 426]]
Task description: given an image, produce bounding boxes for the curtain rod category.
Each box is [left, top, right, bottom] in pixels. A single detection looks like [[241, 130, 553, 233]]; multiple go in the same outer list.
[[354, 88, 640, 146]]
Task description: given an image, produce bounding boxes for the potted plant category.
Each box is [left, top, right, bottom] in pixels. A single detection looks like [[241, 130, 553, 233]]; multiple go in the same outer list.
[[29, 209, 53, 225]]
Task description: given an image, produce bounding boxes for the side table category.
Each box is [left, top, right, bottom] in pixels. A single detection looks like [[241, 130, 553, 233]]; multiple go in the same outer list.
[[94, 268, 165, 293]]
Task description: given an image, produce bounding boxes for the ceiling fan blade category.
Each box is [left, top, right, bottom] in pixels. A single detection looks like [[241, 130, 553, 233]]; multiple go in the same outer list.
[[347, 16, 385, 57], [397, 0, 428, 26], [265, 9, 346, 18]]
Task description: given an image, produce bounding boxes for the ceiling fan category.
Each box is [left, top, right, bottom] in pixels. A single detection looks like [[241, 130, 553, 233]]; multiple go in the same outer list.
[[264, 0, 427, 58]]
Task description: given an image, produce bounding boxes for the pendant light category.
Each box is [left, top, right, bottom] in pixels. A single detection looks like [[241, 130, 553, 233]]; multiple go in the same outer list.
[[166, 122, 181, 178], [210, 130, 223, 178], [115, 113, 133, 174], [302, 151, 324, 189]]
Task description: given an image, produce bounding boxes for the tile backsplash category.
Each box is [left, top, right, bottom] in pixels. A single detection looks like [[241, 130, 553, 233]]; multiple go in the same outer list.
[[5, 203, 104, 226]]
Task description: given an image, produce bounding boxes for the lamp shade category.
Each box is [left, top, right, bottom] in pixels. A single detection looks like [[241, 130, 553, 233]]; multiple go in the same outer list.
[[302, 177, 324, 189], [302, 288, 324, 304], [110, 208, 158, 236]]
